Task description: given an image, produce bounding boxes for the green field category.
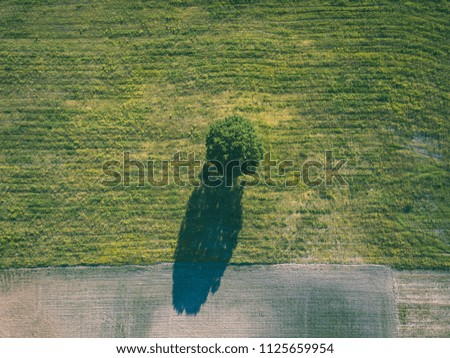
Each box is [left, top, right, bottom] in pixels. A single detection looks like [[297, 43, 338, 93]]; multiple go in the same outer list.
[[394, 270, 450, 337], [0, 0, 448, 269]]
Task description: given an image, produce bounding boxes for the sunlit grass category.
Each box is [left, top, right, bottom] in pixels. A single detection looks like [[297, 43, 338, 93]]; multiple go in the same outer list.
[[0, 0, 448, 269]]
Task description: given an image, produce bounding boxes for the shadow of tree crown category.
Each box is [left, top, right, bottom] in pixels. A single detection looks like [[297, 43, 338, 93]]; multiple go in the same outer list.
[[172, 183, 243, 315], [174, 184, 243, 263]]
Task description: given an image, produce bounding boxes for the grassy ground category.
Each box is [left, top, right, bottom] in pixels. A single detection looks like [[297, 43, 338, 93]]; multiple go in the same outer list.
[[394, 270, 450, 337], [0, 0, 448, 269]]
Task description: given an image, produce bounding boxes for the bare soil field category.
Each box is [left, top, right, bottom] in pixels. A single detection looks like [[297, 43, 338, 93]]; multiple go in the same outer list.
[[394, 271, 449, 338], [0, 264, 397, 338]]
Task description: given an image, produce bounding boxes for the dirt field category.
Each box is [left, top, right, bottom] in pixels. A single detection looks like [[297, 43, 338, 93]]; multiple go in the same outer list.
[[0, 264, 398, 338], [394, 270, 449, 338]]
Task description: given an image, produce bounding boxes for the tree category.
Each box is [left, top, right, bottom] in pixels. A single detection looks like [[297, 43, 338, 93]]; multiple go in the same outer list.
[[205, 115, 263, 178]]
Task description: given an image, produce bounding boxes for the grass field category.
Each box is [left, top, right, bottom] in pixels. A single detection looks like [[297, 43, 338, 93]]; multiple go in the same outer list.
[[0, 0, 449, 269], [394, 270, 450, 337]]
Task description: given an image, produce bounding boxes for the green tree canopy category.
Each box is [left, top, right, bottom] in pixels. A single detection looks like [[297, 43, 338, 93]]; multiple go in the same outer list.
[[205, 115, 263, 168]]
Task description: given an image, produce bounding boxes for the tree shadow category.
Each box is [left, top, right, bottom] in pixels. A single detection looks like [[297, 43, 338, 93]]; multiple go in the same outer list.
[[172, 183, 243, 315]]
